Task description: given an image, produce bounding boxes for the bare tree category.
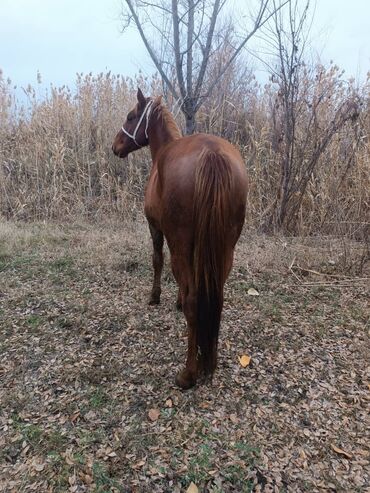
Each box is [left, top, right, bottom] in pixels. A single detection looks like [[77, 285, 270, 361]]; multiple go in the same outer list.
[[261, 0, 360, 232], [121, 0, 289, 134]]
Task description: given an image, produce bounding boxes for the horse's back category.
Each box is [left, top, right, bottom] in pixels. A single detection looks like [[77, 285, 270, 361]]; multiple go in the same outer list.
[[159, 133, 246, 200], [156, 133, 247, 244], [160, 133, 244, 173]]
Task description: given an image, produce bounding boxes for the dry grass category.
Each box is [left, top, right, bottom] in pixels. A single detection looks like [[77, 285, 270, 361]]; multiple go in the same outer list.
[[0, 67, 369, 238], [0, 220, 369, 492]]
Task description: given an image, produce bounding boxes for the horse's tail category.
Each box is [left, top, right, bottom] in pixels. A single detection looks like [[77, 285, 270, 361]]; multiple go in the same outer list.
[[193, 149, 233, 377]]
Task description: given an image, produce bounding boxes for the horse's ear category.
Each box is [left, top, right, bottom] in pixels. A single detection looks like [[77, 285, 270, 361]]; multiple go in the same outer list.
[[137, 88, 146, 108], [154, 95, 162, 106]]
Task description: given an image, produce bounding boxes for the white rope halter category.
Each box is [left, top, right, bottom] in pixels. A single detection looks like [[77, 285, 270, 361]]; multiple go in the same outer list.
[[121, 100, 154, 147]]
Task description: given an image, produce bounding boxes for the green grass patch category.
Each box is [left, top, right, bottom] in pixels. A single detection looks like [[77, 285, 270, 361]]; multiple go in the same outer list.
[[26, 314, 43, 330], [22, 424, 44, 449], [88, 387, 110, 409], [0, 254, 36, 274], [77, 428, 107, 448], [92, 462, 122, 493], [0, 251, 12, 270], [48, 255, 75, 273], [10, 414, 67, 455], [47, 255, 78, 283], [185, 443, 214, 485], [222, 441, 259, 490]]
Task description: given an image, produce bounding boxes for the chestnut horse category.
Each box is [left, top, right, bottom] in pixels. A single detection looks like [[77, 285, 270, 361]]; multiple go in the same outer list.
[[112, 89, 247, 389]]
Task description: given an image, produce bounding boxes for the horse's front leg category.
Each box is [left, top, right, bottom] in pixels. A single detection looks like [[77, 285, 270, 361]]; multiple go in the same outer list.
[[148, 224, 164, 305]]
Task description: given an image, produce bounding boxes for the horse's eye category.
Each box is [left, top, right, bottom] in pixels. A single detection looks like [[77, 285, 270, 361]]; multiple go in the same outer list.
[[127, 113, 134, 122]]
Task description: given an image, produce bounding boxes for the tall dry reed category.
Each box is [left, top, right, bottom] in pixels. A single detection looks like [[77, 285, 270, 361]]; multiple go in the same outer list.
[[0, 67, 369, 241]]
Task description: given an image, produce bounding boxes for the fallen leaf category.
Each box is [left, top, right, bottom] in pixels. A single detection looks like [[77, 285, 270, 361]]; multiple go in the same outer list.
[[148, 408, 160, 421], [70, 412, 80, 422], [165, 399, 173, 408], [96, 447, 106, 458], [358, 449, 370, 457], [84, 410, 96, 420], [64, 450, 75, 465], [132, 459, 146, 469], [22, 445, 30, 455], [68, 474, 76, 486], [247, 287, 259, 296], [187, 482, 199, 493], [239, 354, 251, 367], [33, 462, 45, 472], [331, 444, 353, 459], [82, 474, 92, 485]]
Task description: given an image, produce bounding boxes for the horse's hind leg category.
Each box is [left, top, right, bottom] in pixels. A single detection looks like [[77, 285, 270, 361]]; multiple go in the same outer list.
[[170, 255, 198, 388], [176, 288, 183, 311], [148, 223, 164, 305], [175, 286, 198, 389]]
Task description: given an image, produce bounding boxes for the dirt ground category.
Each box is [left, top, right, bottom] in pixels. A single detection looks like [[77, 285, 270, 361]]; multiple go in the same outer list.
[[0, 220, 369, 493]]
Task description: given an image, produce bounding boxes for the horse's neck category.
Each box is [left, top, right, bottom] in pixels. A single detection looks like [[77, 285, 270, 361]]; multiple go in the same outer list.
[[148, 106, 181, 161]]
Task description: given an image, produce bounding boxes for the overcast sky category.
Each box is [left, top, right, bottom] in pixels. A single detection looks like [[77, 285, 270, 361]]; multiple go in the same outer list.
[[1, 0, 369, 92]]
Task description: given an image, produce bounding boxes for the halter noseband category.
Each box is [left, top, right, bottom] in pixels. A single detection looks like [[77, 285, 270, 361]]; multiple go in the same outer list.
[[121, 100, 153, 147]]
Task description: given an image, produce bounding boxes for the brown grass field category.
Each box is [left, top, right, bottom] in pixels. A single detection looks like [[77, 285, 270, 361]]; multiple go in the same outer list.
[[0, 220, 369, 492]]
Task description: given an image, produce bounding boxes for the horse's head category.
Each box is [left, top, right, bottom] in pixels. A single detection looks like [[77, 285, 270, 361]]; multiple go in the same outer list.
[[112, 88, 153, 158]]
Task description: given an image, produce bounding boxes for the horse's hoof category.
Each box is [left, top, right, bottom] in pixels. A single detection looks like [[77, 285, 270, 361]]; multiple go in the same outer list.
[[175, 369, 196, 389], [148, 297, 160, 305], [149, 288, 161, 305], [149, 294, 160, 305]]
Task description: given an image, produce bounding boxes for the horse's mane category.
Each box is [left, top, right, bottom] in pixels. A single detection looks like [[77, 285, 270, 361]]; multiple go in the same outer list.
[[153, 102, 182, 140]]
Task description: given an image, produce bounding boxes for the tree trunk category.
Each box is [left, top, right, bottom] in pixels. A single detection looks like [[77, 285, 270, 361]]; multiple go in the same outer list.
[[183, 98, 196, 135], [185, 112, 196, 135]]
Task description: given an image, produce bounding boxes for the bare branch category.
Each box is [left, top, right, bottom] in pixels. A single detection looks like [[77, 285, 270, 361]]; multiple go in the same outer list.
[[172, 0, 186, 98], [124, 0, 179, 99], [193, 0, 222, 99], [186, 0, 195, 98], [197, 0, 291, 107]]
